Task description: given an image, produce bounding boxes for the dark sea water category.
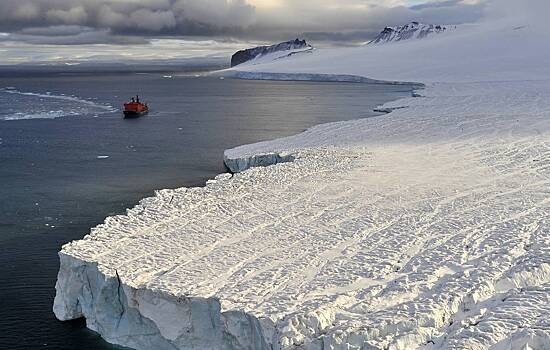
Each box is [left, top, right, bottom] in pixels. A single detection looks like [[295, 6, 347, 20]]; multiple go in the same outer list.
[[0, 72, 412, 349]]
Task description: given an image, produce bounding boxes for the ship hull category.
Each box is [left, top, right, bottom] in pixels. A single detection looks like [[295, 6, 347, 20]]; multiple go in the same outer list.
[[123, 110, 148, 118]]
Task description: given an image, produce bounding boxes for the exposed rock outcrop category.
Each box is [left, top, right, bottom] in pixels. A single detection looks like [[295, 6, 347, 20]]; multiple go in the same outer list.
[[369, 22, 449, 44], [231, 39, 311, 67]]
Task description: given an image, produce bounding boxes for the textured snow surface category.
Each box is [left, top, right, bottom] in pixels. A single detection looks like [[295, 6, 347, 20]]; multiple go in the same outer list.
[[55, 80, 550, 349], [55, 11, 550, 350]]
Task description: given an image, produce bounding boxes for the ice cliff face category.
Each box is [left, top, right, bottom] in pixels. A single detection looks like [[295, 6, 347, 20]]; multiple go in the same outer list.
[[224, 150, 295, 173], [54, 252, 273, 350], [369, 22, 448, 45], [231, 39, 311, 67]]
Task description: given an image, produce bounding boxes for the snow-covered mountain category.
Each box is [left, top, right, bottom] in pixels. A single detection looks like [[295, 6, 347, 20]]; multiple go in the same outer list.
[[228, 23, 449, 69], [369, 22, 449, 44], [227, 20, 549, 84], [231, 39, 311, 67]]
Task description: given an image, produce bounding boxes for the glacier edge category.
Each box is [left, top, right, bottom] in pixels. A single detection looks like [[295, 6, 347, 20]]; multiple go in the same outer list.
[[53, 252, 275, 350]]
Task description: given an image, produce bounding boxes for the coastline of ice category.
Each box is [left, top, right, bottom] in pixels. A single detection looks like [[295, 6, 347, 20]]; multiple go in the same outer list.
[[221, 70, 417, 86], [54, 10, 550, 350], [54, 253, 271, 350], [224, 150, 296, 173], [54, 79, 550, 349]]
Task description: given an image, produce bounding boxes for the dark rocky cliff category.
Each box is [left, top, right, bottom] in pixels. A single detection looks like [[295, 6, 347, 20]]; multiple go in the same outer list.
[[231, 39, 311, 67], [369, 22, 449, 44]]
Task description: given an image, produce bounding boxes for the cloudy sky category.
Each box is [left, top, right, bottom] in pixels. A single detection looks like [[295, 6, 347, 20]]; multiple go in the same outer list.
[[0, 0, 488, 65]]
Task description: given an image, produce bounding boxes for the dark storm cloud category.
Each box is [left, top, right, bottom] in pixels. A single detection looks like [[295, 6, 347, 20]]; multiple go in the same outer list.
[[0, 0, 488, 45], [406, 0, 485, 25], [0, 0, 255, 36], [3, 26, 148, 45], [410, 0, 465, 10], [301, 31, 381, 46]]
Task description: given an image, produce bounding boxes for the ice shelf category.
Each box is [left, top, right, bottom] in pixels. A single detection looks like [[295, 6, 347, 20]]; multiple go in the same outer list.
[[55, 80, 550, 350], [55, 10, 550, 350]]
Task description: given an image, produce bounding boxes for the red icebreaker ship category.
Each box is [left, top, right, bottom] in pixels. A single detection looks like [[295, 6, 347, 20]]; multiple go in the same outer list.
[[123, 95, 148, 118]]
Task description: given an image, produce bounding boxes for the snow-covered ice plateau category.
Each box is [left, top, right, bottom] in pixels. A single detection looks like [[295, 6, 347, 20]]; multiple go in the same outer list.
[[55, 6, 550, 350]]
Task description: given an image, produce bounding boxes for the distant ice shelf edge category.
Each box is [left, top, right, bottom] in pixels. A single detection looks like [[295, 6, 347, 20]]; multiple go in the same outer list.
[[221, 71, 420, 173], [220, 71, 421, 86]]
